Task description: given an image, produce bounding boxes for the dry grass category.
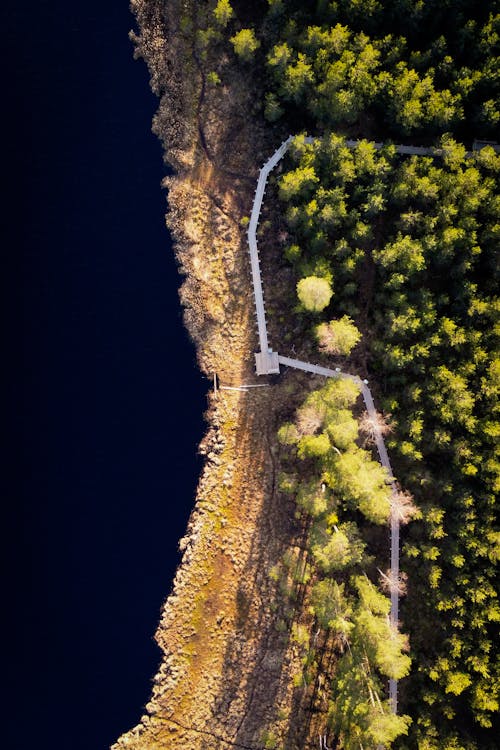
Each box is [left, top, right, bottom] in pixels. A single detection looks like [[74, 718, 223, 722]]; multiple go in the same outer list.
[[112, 3, 342, 748]]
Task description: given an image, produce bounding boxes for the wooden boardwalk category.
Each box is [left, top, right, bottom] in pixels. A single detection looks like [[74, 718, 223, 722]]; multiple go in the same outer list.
[[246, 131, 499, 711], [248, 136, 293, 373], [304, 134, 500, 156], [247, 135, 413, 711]]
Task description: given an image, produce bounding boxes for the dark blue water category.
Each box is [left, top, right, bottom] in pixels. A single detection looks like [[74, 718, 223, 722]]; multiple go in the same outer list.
[[3, 3, 205, 748]]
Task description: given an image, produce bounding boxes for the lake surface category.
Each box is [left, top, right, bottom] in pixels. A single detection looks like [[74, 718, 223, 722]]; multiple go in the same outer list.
[[4, 3, 205, 748]]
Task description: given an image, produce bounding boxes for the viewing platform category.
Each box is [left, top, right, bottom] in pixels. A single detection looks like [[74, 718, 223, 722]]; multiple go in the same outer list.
[[255, 349, 280, 375]]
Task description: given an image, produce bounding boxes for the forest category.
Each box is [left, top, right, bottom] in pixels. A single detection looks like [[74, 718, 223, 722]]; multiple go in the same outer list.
[[196, 1, 499, 748], [273, 133, 499, 749]]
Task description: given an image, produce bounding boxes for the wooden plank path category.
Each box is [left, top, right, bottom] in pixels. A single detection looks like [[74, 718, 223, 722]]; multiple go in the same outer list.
[[248, 136, 293, 374], [304, 135, 500, 156], [247, 135, 410, 711], [304, 135, 434, 155]]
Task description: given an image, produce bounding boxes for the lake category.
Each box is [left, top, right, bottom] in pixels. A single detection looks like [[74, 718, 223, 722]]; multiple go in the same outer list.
[[3, 2, 205, 748]]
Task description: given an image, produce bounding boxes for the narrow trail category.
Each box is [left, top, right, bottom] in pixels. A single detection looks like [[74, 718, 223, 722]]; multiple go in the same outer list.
[[247, 136, 403, 712]]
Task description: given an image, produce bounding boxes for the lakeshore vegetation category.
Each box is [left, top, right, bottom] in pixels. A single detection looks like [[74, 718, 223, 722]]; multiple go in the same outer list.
[[198, 1, 499, 748]]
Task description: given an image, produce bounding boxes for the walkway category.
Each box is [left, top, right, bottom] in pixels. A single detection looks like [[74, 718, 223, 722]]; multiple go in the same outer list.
[[247, 135, 405, 711], [303, 135, 500, 155], [249, 136, 293, 374], [304, 135, 434, 155]]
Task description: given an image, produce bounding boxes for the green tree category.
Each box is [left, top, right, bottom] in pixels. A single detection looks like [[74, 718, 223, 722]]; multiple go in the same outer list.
[[310, 521, 365, 572], [213, 0, 233, 27], [329, 651, 411, 748], [315, 315, 361, 355], [206, 71, 221, 86], [277, 422, 299, 445], [297, 432, 331, 459], [445, 671, 472, 695], [297, 276, 333, 312], [310, 579, 353, 635], [373, 234, 426, 274], [429, 366, 476, 430], [319, 377, 361, 410], [230, 28, 260, 61], [325, 408, 359, 450], [382, 63, 460, 132], [264, 92, 283, 122], [355, 607, 411, 678], [296, 481, 328, 517], [279, 165, 319, 200], [283, 53, 315, 103], [267, 42, 293, 73], [326, 447, 391, 524]]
